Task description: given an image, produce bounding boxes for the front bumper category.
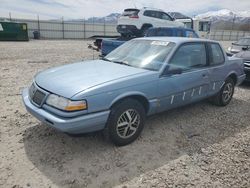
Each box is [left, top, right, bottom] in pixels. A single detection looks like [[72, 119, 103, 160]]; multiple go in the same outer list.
[[244, 69, 250, 81], [237, 74, 246, 85], [22, 88, 110, 134]]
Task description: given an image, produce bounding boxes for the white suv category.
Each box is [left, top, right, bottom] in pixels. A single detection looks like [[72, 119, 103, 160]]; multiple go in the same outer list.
[[117, 8, 185, 37]]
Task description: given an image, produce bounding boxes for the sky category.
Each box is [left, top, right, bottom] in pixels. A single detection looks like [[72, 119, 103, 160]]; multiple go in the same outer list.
[[0, 0, 250, 20]]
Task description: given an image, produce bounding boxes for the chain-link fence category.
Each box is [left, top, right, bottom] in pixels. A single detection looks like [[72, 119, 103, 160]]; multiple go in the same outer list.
[[209, 30, 250, 41], [0, 17, 119, 39]]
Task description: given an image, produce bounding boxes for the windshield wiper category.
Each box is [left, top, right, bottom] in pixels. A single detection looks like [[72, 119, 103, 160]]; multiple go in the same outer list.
[[102, 57, 132, 67], [102, 57, 112, 62], [112, 60, 132, 67]]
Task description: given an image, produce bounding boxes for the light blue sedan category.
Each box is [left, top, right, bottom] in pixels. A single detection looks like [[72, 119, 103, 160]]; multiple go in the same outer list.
[[22, 37, 245, 146]]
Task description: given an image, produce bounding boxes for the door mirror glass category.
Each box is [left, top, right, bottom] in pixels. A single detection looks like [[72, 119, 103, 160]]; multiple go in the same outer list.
[[163, 65, 182, 76], [168, 67, 182, 75]]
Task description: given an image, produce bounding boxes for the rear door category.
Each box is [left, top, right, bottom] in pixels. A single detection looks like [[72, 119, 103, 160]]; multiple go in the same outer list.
[[158, 42, 210, 112], [143, 10, 161, 27]]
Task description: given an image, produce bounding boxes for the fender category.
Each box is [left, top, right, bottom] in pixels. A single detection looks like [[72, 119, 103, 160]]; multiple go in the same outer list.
[[110, 91, 149, 108], [109, 91, 158, 115]]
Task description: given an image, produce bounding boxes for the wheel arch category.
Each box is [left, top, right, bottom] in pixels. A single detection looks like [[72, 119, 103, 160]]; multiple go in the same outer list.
[[227, 72, 237, 85], [110, 92, 150, 113], [141, 23, 153, 30]]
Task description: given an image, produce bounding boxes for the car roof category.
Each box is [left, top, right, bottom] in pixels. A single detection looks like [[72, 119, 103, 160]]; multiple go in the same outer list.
[[141, 7, 164, 11], [134, 37, 216, 44]]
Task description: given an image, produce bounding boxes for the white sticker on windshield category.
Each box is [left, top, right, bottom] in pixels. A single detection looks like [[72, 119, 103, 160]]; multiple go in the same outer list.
[[151, 41, 169, 46], [0, 24, 3, 31]]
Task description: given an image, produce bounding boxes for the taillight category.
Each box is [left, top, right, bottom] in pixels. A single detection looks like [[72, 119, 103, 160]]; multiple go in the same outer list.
[[129, 15, 139, 19]]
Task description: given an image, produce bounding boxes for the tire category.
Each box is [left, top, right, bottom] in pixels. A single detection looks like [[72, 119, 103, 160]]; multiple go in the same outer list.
[[140, 25, 152, 36], [210, 77, 235, 106], [105, 98, 146, 146]]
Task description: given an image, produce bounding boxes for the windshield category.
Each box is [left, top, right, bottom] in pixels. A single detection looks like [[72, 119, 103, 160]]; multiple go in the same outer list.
[[235, 38, 250, 46], [122, 9, 139, 16], [105, 40, 176, 71]]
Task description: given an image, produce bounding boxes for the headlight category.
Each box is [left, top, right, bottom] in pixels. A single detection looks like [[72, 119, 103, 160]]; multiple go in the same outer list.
[[228, 47, 231, 51], [46, 94, 87, 111]]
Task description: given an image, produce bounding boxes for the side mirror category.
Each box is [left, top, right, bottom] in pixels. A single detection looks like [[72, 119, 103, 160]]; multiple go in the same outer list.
[[242, 46, 249, 51], [168, 67, 182, 75], [162, 65, 183, 76]]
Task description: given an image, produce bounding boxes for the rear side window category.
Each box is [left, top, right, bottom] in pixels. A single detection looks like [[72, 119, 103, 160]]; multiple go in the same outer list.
[[169, 43, 207, 70], [161, 12, 172, 21], [236, 38, 250, 45], [122, 9, 139, 16], [209, 43, 224, 65], [144, 11, 161, 19]]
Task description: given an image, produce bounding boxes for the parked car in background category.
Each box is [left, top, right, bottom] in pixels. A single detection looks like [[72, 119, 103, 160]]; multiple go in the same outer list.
[[228, 37, 250, 54], [145, 27, 199, 37], [233, 47, 250, 81], [22, 37, 245, 146], [101, 27, 199, 56], [117, 7, 185, 37]]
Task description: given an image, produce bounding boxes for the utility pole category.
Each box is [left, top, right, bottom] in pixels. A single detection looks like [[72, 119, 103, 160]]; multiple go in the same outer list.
[[83, 18, 86, 39], [62, 16, 64, 39], [37, 15, 40, 33], [9, 12, 12, 21], [104, 17, 106, 36]]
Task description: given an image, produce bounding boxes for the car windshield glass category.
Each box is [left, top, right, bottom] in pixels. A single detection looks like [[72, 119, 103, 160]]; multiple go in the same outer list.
[[122, 9, 139, 16], [235, 38, 250, 45], [105, 40, 176, 71]]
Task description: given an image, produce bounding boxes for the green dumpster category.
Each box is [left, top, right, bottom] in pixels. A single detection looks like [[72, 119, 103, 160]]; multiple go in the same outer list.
[[0, 22, 29, 41]]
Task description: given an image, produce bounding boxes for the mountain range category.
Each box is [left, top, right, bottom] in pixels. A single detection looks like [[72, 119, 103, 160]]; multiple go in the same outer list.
[[69, 9, 250, 30], [81, 9, 250, 23], [194, 9, 250, 30]]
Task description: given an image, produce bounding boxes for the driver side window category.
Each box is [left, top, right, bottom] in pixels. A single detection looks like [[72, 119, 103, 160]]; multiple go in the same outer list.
[[169, 43, 207, 71], [161, 12, 172, 21]]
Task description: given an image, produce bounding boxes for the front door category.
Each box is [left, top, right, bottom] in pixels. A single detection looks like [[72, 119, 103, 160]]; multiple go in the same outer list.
[[158, 42, 210, 112]]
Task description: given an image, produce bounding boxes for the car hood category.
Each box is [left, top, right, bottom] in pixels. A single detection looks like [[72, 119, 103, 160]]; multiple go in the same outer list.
[[235, 50, 250, 59], [35, 60, 149, 98], [230, 44, 244, 52]]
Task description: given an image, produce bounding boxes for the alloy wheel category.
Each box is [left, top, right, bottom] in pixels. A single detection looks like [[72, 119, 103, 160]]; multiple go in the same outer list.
[[222, 82, 233, 103], [116, 109, 140, 139]]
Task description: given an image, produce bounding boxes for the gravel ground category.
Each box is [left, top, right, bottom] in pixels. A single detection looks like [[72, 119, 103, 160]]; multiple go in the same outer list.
[[0, 40, 249, 188]]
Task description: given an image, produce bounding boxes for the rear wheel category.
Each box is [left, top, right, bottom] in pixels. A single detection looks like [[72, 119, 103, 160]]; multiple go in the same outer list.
[[140, 25, 152, 36], [210, 77, 235, 106], [105, 98, 146, 146]]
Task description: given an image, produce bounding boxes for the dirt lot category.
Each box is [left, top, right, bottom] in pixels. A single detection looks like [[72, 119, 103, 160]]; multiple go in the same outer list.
[[0, 40, 249, 188]]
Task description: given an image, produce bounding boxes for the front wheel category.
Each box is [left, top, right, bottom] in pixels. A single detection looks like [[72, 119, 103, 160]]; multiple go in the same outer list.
[[105, 98, 146, 146], [210, 77, 235, 106]]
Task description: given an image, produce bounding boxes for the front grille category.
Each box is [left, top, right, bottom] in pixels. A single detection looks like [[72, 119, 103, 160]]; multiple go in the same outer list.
[[29, 83, 46, 106], [32, 90, 46, 106], [244, 60, 250, 70]]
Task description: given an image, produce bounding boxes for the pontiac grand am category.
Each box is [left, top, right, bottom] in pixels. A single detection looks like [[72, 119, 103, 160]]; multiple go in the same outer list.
[[22, 37, 245, 146]]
